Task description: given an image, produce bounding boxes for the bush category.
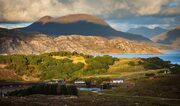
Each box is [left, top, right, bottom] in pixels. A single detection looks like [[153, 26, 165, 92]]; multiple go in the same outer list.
[[143, 57, 171, 69], [170, 65, 180, 74], [66, 85, 78, 95], [7, 84, 78, 96], [145, 73, 155, 77], [128, 61, 135, 66]]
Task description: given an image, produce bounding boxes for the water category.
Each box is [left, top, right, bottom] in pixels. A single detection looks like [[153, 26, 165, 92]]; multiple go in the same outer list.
[[95, 50, 180, 64], [79, 87, 101, 92]]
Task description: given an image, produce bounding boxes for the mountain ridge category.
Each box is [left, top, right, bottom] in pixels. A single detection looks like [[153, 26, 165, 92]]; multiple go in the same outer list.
[[0, 28, 161, 54], [151, 26, 180, 49], [20, 14, 151, 42], [127, 27, 167, 38], [38, 14, 109, 26]]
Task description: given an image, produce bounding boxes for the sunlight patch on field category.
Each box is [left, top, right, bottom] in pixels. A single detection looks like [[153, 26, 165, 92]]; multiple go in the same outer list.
[[108, 58, 144, 73], [82, 74, 121, 78], [82, 58, 151, 79], [52, 56, 86, 64]]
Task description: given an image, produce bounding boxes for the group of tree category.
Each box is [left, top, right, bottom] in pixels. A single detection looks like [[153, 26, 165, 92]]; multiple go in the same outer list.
[[142, 57, 171, 69], [0, 51, 117, 80], [83, 55, 117, 75], [7, 84, 78, 96]]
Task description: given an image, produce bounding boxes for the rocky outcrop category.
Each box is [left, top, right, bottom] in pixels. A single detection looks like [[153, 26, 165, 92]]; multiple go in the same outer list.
[[0, 29, 161, 54]]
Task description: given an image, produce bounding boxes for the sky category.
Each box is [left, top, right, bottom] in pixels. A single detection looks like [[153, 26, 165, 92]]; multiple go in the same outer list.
[[0, 0, 179, 31]]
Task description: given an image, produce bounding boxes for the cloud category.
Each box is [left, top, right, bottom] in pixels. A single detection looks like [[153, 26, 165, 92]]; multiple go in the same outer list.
[[107, 15, 179, 31], [0, 23, 32, 29], [108, 22, 173, 32], [0, 0, 179, 22]]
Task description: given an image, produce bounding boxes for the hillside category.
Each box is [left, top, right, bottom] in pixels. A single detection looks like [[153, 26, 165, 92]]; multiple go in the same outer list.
[[0, 28, 161, 54], [127, 27, 167, 38], [0, 52, 180, 106], [20, 14, 150, 42], [151, 27, 180, 49], [0, 52, 176, 81]]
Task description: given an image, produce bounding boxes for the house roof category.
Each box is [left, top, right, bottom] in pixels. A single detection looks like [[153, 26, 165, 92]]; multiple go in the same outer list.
[[74, 80, 86, 83]]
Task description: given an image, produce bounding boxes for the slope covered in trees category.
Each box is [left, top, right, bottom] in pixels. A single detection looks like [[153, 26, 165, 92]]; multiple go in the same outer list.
[[0, 51, 116, 81]]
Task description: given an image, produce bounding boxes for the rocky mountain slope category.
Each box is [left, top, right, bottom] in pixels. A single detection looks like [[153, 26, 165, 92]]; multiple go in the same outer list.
[[0, 28, 161, 54], [20, 14, 150, 42], [151, 26, 180, 49], [127, 27, 167, 38]]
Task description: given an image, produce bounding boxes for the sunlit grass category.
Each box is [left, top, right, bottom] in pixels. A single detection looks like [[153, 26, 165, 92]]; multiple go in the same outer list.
[[81, 58, 161, 79], [108, 58, 144, 72], [52, 56, 86, 64]]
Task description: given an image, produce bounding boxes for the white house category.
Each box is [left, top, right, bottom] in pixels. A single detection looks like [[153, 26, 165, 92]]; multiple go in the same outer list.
[[111, 78, 124, 84], [47, 79, 65, 85], [74, 80, 86, 87]]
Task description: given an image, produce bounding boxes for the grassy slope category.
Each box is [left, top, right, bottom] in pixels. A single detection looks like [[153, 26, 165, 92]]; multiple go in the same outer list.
[[102, 74, 180, 99], [0, 69, 18, 81], [1, 57, 180, 105], [76, 58, 180, 99], [82, 58, 160, 79]]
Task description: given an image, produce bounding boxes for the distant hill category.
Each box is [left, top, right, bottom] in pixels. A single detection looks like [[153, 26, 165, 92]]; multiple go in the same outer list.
[[20, 14, 150, 42], [0, 28, 160, 54], [151, 27, 180, 48], [127, 27, 167, 38]]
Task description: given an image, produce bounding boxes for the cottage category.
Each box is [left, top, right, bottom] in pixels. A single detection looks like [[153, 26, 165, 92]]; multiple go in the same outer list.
[[74, 80, 86, 87], [47, 79, 65, 85], [111, 78, 124, 84]]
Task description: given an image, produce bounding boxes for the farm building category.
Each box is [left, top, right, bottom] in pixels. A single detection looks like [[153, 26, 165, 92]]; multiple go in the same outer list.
[[110, 78, 124, 85], [74, 80, 86, 87]]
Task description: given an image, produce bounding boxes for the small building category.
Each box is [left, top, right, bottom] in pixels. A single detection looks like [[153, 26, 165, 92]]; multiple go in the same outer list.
[[74, 80, 86, 87], [110, 78, 124, 86], [47, 79, 65, 85]]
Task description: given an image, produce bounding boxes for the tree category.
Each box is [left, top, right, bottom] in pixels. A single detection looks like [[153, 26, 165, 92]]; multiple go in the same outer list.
[[170, 65, 180, 74], [143, 57, 171, 69]]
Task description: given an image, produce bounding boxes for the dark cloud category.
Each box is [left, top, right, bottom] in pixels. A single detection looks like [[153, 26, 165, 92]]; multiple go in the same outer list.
[[0, 0, 179, 22], [0, 0, 179, 30]]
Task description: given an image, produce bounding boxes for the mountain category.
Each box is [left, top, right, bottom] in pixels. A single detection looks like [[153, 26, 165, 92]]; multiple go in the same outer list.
[[0, 28, 160, 54], [151, 27, 180, 48], [127, 27, 167, 38], [20, 14, 150, 42]]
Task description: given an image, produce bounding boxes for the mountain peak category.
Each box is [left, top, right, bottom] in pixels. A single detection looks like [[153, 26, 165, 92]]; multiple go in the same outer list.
[[38, 16, 52, 22], [38, 14, 108, 26], [20, 14, 150, 42]]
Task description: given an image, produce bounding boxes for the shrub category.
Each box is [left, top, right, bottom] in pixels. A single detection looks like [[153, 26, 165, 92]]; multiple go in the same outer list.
[[170, 65, 180, 74], [66, 85, 78, 95], [128, 61, 135, 66], [7, 84, 78, 96], [145, 73, 155, 77], [143, 57, 171, 69]]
